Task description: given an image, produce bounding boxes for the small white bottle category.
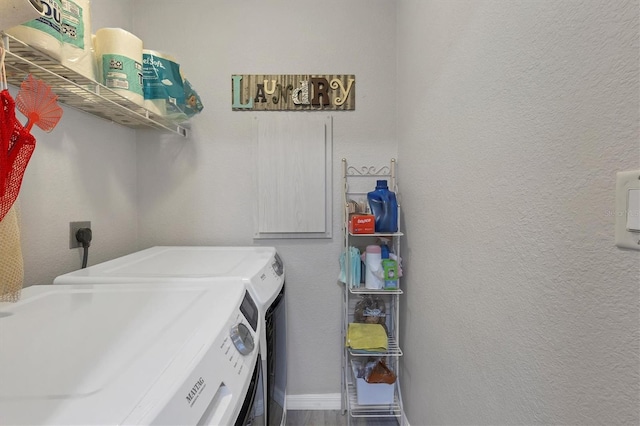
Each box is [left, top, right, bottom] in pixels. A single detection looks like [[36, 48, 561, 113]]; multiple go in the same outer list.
[[364, 245, 383, 289]]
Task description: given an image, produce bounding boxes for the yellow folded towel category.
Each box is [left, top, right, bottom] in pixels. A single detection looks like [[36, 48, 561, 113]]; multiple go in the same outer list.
[[346, 323, 388, 352]]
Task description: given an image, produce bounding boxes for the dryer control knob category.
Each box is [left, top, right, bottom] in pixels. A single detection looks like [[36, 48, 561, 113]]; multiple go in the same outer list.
[[230, 323, 255, 355]]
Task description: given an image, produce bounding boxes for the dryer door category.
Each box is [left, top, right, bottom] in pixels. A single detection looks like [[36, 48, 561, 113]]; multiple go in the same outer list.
[[234, 354, 264, 426], [266, 286, 286, 426]]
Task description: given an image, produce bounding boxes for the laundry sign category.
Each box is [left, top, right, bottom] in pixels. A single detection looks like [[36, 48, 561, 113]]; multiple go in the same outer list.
[[232, 74, 355, 111]]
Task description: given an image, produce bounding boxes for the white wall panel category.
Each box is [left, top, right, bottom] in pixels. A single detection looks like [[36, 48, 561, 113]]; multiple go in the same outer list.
[[254, 114, 332, 238]]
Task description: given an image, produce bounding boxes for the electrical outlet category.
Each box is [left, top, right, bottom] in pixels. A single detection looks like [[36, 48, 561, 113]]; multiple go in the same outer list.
[[69, 221, 91, 249]]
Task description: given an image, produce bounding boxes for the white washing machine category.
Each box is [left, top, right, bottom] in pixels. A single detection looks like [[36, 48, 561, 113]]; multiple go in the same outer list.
[[0, 281, 262, 425], [54, 246, 287, 426]]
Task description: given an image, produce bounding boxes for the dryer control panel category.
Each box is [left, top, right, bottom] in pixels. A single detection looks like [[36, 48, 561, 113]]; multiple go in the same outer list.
[[239, 290, 259, 331], [272, 253, 284, 276], [150, 292, 258, 426], [248, 252, 285, 311]]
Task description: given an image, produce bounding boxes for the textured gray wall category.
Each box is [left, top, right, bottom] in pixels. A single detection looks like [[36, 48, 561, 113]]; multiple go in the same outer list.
[[19, 0, 139, 286], [397, 1, 639, 424]]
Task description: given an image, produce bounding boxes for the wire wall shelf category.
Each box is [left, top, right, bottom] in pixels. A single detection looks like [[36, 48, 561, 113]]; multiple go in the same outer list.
[[1, 33, 188, 137]]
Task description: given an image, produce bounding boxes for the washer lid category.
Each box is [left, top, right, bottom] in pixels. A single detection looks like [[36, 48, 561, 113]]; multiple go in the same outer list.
[[0, 281, 245, 425], [54, 246, 277, 282]]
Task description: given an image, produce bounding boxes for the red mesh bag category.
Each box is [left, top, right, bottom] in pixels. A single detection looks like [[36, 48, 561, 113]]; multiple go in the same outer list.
[[0, 89, 36, 222]]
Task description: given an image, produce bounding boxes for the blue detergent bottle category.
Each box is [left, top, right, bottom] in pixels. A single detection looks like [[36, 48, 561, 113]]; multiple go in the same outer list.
[[367, 180, 398, 233]]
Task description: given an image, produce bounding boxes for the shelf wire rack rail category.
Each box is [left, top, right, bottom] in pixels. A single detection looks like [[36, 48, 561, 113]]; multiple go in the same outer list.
[[1, 33, 188, 137]]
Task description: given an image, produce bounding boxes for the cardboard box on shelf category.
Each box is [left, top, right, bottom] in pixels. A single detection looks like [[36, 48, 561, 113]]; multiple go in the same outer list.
[[349, 214, 375, 234]]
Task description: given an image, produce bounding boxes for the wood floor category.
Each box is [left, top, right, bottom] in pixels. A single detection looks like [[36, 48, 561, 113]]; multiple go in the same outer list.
[[286, 410, 400, 426]]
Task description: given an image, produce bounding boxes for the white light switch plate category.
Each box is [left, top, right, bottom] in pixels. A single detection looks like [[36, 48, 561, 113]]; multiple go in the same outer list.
[[615, 170, 640, 250]]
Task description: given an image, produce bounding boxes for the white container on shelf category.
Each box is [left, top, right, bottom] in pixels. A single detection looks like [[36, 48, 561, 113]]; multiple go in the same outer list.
[[6, 0, 63, 61], [94, 27, 144, 106], [351, 361, 394, 405], [364, 245, 383, 289]]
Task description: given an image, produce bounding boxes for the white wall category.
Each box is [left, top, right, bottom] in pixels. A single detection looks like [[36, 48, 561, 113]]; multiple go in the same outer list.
[[18, 0, 138, 286], [397, 1, 639, 424], [132, 0, 397, 396]]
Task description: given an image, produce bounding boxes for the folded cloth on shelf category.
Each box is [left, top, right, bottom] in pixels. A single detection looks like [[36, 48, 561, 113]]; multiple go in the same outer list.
[[346, 323, 388, 352], [338, 246, 361, 288]]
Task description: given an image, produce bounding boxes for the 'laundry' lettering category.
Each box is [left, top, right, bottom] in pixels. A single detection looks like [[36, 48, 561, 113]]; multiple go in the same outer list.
[[231, 74, 355, 111]]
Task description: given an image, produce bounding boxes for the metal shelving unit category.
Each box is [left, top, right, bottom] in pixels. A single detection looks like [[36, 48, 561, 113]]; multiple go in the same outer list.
[[1, 33, 188, 137], [341, 158, 405, 425]]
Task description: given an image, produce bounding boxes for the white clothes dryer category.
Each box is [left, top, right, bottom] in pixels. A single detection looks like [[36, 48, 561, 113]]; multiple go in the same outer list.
[[54, 246, 287, 426], [0, 281, 262, 426]]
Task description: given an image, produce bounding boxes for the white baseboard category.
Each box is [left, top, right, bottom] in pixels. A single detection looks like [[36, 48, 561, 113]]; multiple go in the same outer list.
[[286, 393, 342, 410]]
